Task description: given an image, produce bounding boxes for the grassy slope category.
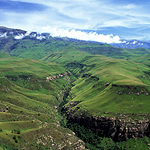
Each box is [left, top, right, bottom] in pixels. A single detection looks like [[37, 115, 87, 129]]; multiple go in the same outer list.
[[0, 53, 10, 58], [0, 57, 84, 149], [44, 48, 150, 150], [1, 34, 150, 61], [41, 45, 91, 63], [73, 41, 150, 60], [132, 54, 150, 66], [0, 57, 66, 78], [44, 47, 150, 120], [43, 47, 150, 149], [68, 59, 150, 119], [1, 37, 71, 60], [1, 32, 150, 149]]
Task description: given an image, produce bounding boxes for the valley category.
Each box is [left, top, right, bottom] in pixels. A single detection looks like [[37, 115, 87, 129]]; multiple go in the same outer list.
[[0, 27, 150, 149]]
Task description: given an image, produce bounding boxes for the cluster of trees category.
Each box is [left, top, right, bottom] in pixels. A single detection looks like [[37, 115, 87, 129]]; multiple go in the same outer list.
[[67, 122, 124, 150]]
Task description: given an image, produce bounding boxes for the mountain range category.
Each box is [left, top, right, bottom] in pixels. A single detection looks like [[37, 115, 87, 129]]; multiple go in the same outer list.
[[1, 26, 150, 49], [111, 40, 150, 49]]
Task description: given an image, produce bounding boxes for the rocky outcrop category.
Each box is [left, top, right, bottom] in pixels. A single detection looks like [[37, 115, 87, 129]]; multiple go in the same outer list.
[[64, 111, 150, 142], [0, 26, 26, 36], [82, 73, 91, 78], [113, 84, 149, 96], [46, 72, 69, 81], [5, 75, 32, 81]]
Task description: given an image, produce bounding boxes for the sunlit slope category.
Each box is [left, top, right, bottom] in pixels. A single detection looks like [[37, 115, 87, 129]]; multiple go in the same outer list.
[[44, 47, 150, 86], [41, 45, 91, 63], [0, 57, 84, 149], [79, 55, 150, 86], [66, 55, 150, 118], [44, 48, 150, 119], [132, 54, 150, 67], [67, 56, 150, 118], [0, 52, 10, 58]]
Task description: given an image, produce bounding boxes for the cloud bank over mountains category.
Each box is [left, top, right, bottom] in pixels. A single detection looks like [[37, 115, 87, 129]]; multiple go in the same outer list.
[[0, 0, 150, 43], [40, 27, 121, 43], [0, 27, 120, 43]]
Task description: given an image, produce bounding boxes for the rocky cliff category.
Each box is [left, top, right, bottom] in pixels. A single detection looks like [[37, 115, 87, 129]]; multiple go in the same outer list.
[[63, 105, 150, 142]]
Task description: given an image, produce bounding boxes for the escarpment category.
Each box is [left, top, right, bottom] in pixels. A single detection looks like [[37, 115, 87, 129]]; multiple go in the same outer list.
[[62, 82, 150, 142], [113, 84, 149, 96], [63, 109, 150, 142], [46, 72, 70, 81]]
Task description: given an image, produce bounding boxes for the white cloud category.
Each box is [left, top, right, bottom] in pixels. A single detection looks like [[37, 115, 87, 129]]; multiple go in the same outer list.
[[1, 0, 150, 41], [132, 41, 137, 44], [36, 35, 46, 40], [41, 26, 121, 43], [14, 34, 25, 39], [14, 31, 30, 39], [9, 0, 150, 30], [2, 24, 120, 43]]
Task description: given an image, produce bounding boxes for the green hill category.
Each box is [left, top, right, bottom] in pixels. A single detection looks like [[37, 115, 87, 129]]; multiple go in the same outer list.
[[0, 52, 10, 58], [1, 29, 150, 61], [1, 27, 150, 149], [0, 57, 84, 150], [43, 47, 150, 149], [0, 49, 150, 149], [44, 47, 150, 117], [132, 54, 150, 67]]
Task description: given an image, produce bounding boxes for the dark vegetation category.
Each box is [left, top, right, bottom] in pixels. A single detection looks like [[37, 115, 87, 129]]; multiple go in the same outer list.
[[66, 122, 125, 150]]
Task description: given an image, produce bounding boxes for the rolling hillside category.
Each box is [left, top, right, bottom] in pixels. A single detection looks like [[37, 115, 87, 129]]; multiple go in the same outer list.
[[44, 47, 150, 117], [1, 27, 150, 149], [1, 26, 150, 62], [43, 46, 150, 149], [0, 57, 84, 150]]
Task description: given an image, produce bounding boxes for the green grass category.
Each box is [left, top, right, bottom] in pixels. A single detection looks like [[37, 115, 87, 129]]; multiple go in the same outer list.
[[118, 136, 150, 150], [132, 54, 150, 67], [1, 32, 150, 149], [0, 53, 10, 58], [2, 33, 150, 61], [42, 45, 91, 63], [40, 46, 150, 120], [0, 56, 84, 149], [49, 49, 150, 120], [0, 57, 66, 78]]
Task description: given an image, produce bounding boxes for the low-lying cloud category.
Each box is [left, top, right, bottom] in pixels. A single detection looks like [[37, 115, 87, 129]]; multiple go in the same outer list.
[[42, 27, 121, 43], [12, 27, 121, 43], [14, 31, 30, 39], [14, 34, 26, 39]]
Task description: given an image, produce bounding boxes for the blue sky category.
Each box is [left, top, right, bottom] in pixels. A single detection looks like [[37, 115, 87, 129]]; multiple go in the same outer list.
[[0, 0, 150, 43]]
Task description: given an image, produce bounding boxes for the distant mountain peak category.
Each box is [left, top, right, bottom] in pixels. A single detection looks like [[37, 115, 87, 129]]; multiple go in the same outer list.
[[111, 39, 150, 49], [0, 26, 52, 40]]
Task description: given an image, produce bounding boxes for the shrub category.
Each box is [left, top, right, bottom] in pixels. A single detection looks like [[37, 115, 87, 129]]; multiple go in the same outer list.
[[12, 129, 21, 134], [13, 135, 19, 143]]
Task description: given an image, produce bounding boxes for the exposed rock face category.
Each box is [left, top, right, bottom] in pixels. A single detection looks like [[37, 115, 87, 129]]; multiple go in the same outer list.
[[104, 82, 110, 86], [5, 75, 32, 81], [65, 111, 150, 142], [82, 73, 91, 78], [0, 26, 26, 36], [113, 84, 149, 96], [46, 72, 69, 81]]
